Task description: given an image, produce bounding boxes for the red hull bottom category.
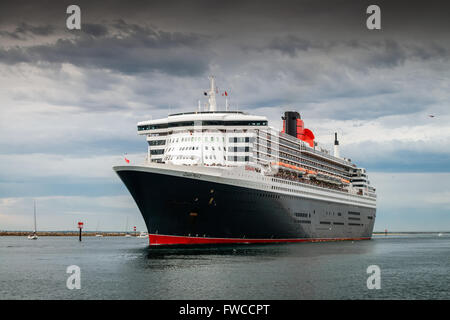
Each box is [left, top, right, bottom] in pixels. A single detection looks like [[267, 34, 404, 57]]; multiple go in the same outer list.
[[149, 234, 371, 245]]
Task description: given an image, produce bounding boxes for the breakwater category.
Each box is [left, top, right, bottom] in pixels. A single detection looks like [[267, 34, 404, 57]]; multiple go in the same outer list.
[[0, 231, 138, 236]]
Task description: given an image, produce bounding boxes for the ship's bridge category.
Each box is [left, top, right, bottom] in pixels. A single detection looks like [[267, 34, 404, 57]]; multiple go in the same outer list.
[[137, 111, 267, 133]]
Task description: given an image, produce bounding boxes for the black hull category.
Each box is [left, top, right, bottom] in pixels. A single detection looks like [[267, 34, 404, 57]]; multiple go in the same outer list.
[[115, 167, 376, 245]]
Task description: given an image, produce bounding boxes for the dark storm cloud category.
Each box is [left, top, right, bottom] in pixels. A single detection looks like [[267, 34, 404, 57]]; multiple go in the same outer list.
[[1, 0, 450, 37], [111, 19, 208, 49], [360, 40, 449, 68], [0, 22, 55, 40], [266, 36, 315, 57], [258, 35, 449, 68], [0, 21, 212, 76], [82, 23, 109, 37], [1, 0, 449, 76]]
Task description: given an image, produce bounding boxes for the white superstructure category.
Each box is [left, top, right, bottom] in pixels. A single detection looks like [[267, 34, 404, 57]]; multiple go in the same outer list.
[[134, 77, 376, 206]]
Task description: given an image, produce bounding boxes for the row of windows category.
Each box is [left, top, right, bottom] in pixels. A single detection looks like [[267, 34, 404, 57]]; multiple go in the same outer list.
[[255, 153, 275, 161], [138, 120, 267, 131], [206, 146, 223, 151], [167, 145, 250, 152], [168, 146, 199, 151], [168, 136, 224, 143], [325, 211, 342, 216], [348, 211, 361, 215], [227, 156, 250, 162], [296, 221, 353, 226], [229, 137, 253, 143], [254, 193, 280, 199], [165, 155, 224, 161], [279, 137, 299, 149], [167, 155, 195, 160], [166, 136, 253, 144], [164, 154, 253, 162], [148, 140, 166, 146], [202, 120, 267, 126], [295, 212, 310, 218], [348, 217, 361, 221], [228, 146, 251, 152], [166, 146, 229, 152], [258, 131, 274, 141], [295, 220, 311, 224], [139, 123, 168, 130], [150, 149, 164, 155]]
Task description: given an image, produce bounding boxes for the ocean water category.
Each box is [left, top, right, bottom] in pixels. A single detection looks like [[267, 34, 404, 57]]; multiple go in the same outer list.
[[0, 234, 449, 300]]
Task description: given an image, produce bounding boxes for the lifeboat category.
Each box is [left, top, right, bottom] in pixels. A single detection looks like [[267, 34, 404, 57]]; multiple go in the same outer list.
[[314, 172, 343, 185]]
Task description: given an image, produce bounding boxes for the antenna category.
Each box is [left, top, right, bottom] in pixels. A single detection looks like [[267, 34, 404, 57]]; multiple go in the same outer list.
[[208, 75, 217, 112], [33, 200, 37, 233], [334, 132, 340, 158]]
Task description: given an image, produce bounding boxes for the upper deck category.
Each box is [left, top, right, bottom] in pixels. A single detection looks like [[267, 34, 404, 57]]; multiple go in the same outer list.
[[137, 111, 268, 133]]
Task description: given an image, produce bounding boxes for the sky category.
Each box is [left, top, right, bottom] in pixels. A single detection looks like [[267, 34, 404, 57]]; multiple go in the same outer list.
[[0, 0, 450, 232]]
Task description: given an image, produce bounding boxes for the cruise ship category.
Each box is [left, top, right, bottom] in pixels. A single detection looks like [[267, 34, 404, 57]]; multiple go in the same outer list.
[[114, 76, 377, 245]]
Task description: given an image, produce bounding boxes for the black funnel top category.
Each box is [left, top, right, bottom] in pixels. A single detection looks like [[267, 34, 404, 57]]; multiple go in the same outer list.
[[334, 132, 339, 145], [282, 111, 300, 138]]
